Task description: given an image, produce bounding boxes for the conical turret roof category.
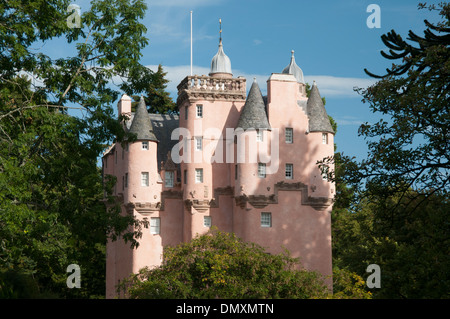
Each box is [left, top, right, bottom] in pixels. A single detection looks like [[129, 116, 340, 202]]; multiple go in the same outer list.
[[307, 81, 334, 134], [236, 79, 271, 130], [128, 96, 158, 141], [282, 50, 305, 84]]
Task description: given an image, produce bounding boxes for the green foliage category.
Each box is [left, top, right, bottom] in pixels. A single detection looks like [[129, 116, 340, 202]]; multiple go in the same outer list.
[[120, 229, 330, 299], [0, 0, 153, 298], [326, 3, 450, 299], [340, 3, 449, 204], [332, 191, 450, 298], [131, 64, 177, 114], [331, 269, 372, 299]]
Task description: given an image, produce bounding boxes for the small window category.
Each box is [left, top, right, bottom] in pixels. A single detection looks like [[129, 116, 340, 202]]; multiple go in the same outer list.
[[285, 163, 293, 179], [286, 128, 293, 144], [256, 130, 263, 142], [195, 168, 203, 183], [196, 104, 203, 118], [258, 163, 266, 178], [203, 216, 212, 227], [141, 172, 149, 187], [165, 171, 174, 188], [142, 141, 149, 150], [184, 169, 187, 184], [235, 164, 238, 180], [150, 217, 160, 235], [195, 137, 203, 151], [261, 212, 272, 228], [322, 133, 328, 145]]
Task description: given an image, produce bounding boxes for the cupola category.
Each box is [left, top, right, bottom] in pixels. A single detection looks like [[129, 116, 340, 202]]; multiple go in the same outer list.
[[282, 50, 305, 84]]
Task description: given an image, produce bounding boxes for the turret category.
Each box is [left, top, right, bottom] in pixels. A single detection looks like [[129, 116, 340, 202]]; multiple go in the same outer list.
[[235, 79, 272, 197], [306, 81, 334, 134], [124, 96, 161, 206]]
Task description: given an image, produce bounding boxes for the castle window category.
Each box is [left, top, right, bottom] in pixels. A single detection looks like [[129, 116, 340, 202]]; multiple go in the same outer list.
[[196, 104, 203, 118], [195, 137, 203, 151], [165, 171, 174, 188], [195, 168, 203, 183], [235, 164, 238, 180], [141, 172, 149, 187], [203, 216, 211, 227], [142, 141, 149, 150], [185, 105, 188, 120], [150, 217, 160, 235], [261, 212, 272, 228], [285, 128, 293, 143], [322, 133, 328, 145], [258, 163, 266, 178], [285, 163, 293, 179], [256, 130, 263, 142], [184, 170, 187, 184]]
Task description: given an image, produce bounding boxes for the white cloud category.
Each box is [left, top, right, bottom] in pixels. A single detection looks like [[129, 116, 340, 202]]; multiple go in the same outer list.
[[149, 64, 377, 99], [304, 75, 376, 98]]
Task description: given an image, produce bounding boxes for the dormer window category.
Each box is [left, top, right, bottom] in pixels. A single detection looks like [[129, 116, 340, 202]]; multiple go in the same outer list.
[[142, 141, 149, 150]]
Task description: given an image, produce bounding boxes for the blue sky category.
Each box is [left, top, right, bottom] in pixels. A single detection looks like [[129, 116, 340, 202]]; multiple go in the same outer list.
[[64, 0, 442, 160]]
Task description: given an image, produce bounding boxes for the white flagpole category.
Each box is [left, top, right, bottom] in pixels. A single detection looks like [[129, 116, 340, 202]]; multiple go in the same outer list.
[[190, 11, 193, 76]]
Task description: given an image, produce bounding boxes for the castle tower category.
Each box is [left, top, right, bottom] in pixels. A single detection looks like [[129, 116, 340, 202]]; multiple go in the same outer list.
[[176, 35, 247, 241]]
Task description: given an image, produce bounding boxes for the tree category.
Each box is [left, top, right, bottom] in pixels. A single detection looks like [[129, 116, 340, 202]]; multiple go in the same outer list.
[[332, 3, 449, 208], [322, 3, 450, 299], [120, 229, 330, 299], [0, 0, 153, 298], [131, 64, 177, 114], [331, 191, 450, 298]]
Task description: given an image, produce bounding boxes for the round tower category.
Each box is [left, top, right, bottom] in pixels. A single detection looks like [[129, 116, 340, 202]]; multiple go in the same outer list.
[[125, 96, 161, 206]]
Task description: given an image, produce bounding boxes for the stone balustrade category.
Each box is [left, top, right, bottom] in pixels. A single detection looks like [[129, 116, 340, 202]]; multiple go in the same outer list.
[[177, 75, 247, 104]]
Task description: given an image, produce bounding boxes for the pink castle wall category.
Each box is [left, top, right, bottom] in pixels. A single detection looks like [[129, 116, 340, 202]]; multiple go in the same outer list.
[[104, 71, 334, 298]]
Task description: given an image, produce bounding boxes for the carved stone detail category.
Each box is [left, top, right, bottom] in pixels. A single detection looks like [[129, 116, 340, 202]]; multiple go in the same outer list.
[[235, 181, 333, 211]]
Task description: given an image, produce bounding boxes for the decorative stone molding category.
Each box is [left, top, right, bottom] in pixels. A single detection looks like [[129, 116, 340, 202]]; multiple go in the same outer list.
[[235, 181, 333, 211], [126, 202, 161, 215], [184, 199, 212, 213]]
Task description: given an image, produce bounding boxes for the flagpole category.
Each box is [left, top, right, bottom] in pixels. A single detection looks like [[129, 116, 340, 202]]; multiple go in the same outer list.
[[190, 10, 193, 76]]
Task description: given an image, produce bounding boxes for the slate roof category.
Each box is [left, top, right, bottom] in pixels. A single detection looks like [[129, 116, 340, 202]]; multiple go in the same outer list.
[[149, 113, 179, 171], [307, 81, 334, 134], [128, 96, 158, 142], [236, 79, 271, 130]]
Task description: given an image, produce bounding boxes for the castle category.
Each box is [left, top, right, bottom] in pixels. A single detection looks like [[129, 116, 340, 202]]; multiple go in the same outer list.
[[103, 39, 335, 298]]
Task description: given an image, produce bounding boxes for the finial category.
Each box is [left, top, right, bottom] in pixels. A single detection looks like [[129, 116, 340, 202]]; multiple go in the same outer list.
[[253, 77, 257, 83], [219, 18, 222, 43], [291, 50, 295, 56]]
